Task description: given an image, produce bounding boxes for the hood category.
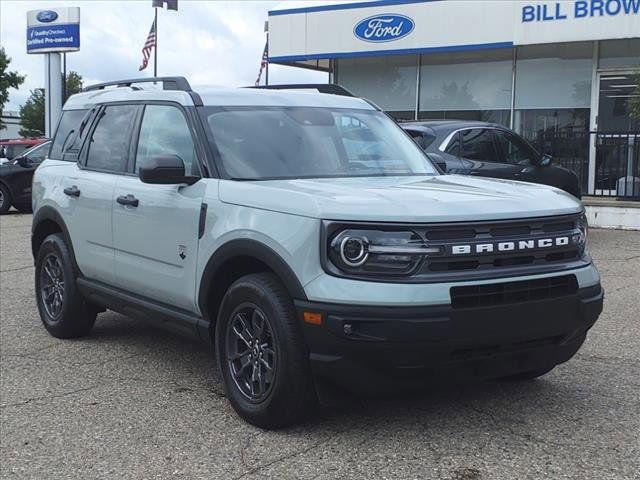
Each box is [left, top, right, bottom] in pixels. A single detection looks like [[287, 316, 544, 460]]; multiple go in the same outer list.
[[218, 175, 583, 223]]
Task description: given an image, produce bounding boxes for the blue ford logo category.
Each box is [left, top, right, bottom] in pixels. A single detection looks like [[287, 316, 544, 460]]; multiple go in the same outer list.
[[354, 14, 414, 43], [37, 10, 58, 23]]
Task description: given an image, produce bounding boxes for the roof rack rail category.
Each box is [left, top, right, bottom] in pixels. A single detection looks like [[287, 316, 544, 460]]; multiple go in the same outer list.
[[83, 76, 192, 92], [248, 84, 354, 97]]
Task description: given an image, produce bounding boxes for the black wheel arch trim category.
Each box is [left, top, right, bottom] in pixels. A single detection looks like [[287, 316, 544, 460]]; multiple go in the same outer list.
[[198, 239, 308, 321], [31, 206, 81, 274]]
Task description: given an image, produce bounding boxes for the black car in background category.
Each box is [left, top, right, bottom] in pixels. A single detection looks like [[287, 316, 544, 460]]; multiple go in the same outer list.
[[401, 121, 581, 198], [0, 140, 51, 214]]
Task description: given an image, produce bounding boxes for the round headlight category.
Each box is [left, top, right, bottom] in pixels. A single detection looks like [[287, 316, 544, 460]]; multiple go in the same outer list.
[[340, 236, 369, 267]]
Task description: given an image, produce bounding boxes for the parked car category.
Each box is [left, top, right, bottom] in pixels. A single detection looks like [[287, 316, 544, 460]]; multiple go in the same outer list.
[[401, 121, 582, 198], [31, 78, 601, 429], [0, 140, 51, 214], [0, 138, 48, 161]]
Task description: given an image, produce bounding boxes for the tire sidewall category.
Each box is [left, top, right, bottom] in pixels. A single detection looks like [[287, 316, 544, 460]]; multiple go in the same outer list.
[[35, 233, 89, 337]]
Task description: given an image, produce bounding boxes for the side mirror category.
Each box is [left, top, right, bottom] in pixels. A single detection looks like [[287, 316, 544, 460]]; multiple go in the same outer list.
[[539, 154, 553, 167], [16, 156, 31, 168], [138, 154, 199, 185]]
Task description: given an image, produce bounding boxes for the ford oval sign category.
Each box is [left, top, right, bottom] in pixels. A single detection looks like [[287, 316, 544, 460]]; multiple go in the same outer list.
[[354, 14, 414, 43], [36, 10, 59, 23]]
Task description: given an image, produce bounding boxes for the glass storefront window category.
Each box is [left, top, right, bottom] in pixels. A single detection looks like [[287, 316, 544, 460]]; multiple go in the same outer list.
[[337, 55, 417, 118], [418, 49, 513, 126], [515, 42, 593, 111], [599, 39, 640, 70], [514, 42, 594, 194]]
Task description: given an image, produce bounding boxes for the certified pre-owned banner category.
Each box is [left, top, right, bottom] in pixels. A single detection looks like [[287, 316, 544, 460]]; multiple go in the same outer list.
[[27, 24, 80, 53], [26, 7, 81, 54]]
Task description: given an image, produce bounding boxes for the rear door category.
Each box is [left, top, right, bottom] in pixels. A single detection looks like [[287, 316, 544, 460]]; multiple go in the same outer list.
[[61, 104, 139, 284], [112, 103, 206, 313]]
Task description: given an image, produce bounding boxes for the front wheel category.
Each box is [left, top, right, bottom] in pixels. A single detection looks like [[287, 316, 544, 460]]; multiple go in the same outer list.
[[215, 273, 317, 429], [35, 233, 97, 338], [0, 183, 11, 214]]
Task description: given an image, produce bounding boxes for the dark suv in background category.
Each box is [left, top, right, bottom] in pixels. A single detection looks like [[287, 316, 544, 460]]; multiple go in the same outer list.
[[402, 121, 581, 198]]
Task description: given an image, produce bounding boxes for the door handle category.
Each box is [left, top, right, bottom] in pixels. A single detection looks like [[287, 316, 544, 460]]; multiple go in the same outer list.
[[63, 186, 80, 197], [116, 194, 139, 207]]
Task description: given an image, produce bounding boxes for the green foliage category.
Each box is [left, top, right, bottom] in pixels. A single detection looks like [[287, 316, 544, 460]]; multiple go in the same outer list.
[[0, 47, 26, 131], [19, 89, 45, 137], [17, 71, 83, 137], [65, 71, 83, 99]]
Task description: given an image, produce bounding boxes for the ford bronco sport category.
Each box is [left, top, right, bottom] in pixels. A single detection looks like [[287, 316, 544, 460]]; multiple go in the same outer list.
[[31, 77, 603, 428]]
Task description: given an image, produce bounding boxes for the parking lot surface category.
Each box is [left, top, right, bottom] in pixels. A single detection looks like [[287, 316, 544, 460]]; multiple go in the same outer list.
[[1, 212, 639, 479]]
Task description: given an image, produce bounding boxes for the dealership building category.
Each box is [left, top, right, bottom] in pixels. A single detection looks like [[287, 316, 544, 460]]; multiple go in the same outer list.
[[268, 0, 640, 226]]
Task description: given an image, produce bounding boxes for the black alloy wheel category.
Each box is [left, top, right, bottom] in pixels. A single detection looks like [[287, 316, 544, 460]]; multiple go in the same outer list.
[[226, 303, 277, 402], [40, 253, 66, 320]]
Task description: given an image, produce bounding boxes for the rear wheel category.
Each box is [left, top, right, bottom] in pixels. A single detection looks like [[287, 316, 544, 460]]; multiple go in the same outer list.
[[0, 184, 11, 214], [215, 273, 316, 429], [35, 233, 97, 338]]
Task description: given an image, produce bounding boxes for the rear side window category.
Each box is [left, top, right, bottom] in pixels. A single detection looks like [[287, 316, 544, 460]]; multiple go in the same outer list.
[[85, 105, 138, 173], [49, 109, 88, 160], [460, 129, 499, 161]]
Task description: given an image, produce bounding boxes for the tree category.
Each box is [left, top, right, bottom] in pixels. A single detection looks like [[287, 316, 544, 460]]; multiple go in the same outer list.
[[65, 71, 83, 99], [18, 71, 83, 137], [0, 47, 26, 131], [19, 89, 45, 137]]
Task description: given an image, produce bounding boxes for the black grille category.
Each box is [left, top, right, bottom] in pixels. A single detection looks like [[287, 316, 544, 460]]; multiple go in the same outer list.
[[450, 274, 578, 309], [421, 213, 583, 275]]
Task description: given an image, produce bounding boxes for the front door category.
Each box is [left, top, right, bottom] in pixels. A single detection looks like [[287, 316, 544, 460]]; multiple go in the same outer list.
[[112, 104, 206, 313], [458, 128, 523, 180]]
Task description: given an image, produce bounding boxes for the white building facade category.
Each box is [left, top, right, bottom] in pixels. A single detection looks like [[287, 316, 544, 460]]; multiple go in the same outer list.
[[268, 0, 640, 205]]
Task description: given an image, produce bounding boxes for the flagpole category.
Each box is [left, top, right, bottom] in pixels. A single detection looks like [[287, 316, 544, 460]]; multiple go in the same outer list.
[[264, 21, 269, 86], [153, 7, 158, 77]]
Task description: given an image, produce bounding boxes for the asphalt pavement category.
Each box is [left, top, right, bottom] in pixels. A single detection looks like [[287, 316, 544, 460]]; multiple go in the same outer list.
[[1, 211, 639, 479]]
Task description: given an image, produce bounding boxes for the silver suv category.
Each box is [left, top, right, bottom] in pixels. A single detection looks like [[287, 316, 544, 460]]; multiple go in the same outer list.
[[31, 77, 603, 428]]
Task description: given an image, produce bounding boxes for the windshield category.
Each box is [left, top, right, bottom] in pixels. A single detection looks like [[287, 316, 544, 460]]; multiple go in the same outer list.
[[203, 107, 438, 180]]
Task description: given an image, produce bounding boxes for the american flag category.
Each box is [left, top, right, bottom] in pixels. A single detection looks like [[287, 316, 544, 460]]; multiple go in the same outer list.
[[254, 41, 268, 86], [139, 19, 156, 71]]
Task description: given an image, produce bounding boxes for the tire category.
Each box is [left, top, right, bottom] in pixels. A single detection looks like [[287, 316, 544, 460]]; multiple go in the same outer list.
[[501, 366, 554, 381], [215, 273, 317, 429], [35, 233, 96, 339], [0, 183, 11, 214]]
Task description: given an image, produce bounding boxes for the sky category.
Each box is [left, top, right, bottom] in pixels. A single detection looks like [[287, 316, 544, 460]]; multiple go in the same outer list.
[[1, 0, 351, 111]]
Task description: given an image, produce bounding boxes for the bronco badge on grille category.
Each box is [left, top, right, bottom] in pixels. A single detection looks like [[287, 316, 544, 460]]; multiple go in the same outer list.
[[450, 236, 571, 255]]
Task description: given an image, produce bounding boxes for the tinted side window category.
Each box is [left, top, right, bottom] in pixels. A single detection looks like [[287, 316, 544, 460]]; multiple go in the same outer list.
[[135, 105, 199, 176], [445, 133, 460, 156], [493, 130, 538, 165], [460, 129, 498, 161], [50, 109, 88, 160], [86, 105, 137, 172]]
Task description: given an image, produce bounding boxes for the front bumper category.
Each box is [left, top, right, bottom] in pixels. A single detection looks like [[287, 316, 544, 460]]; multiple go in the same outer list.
[[295, 281, 603, 394]]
